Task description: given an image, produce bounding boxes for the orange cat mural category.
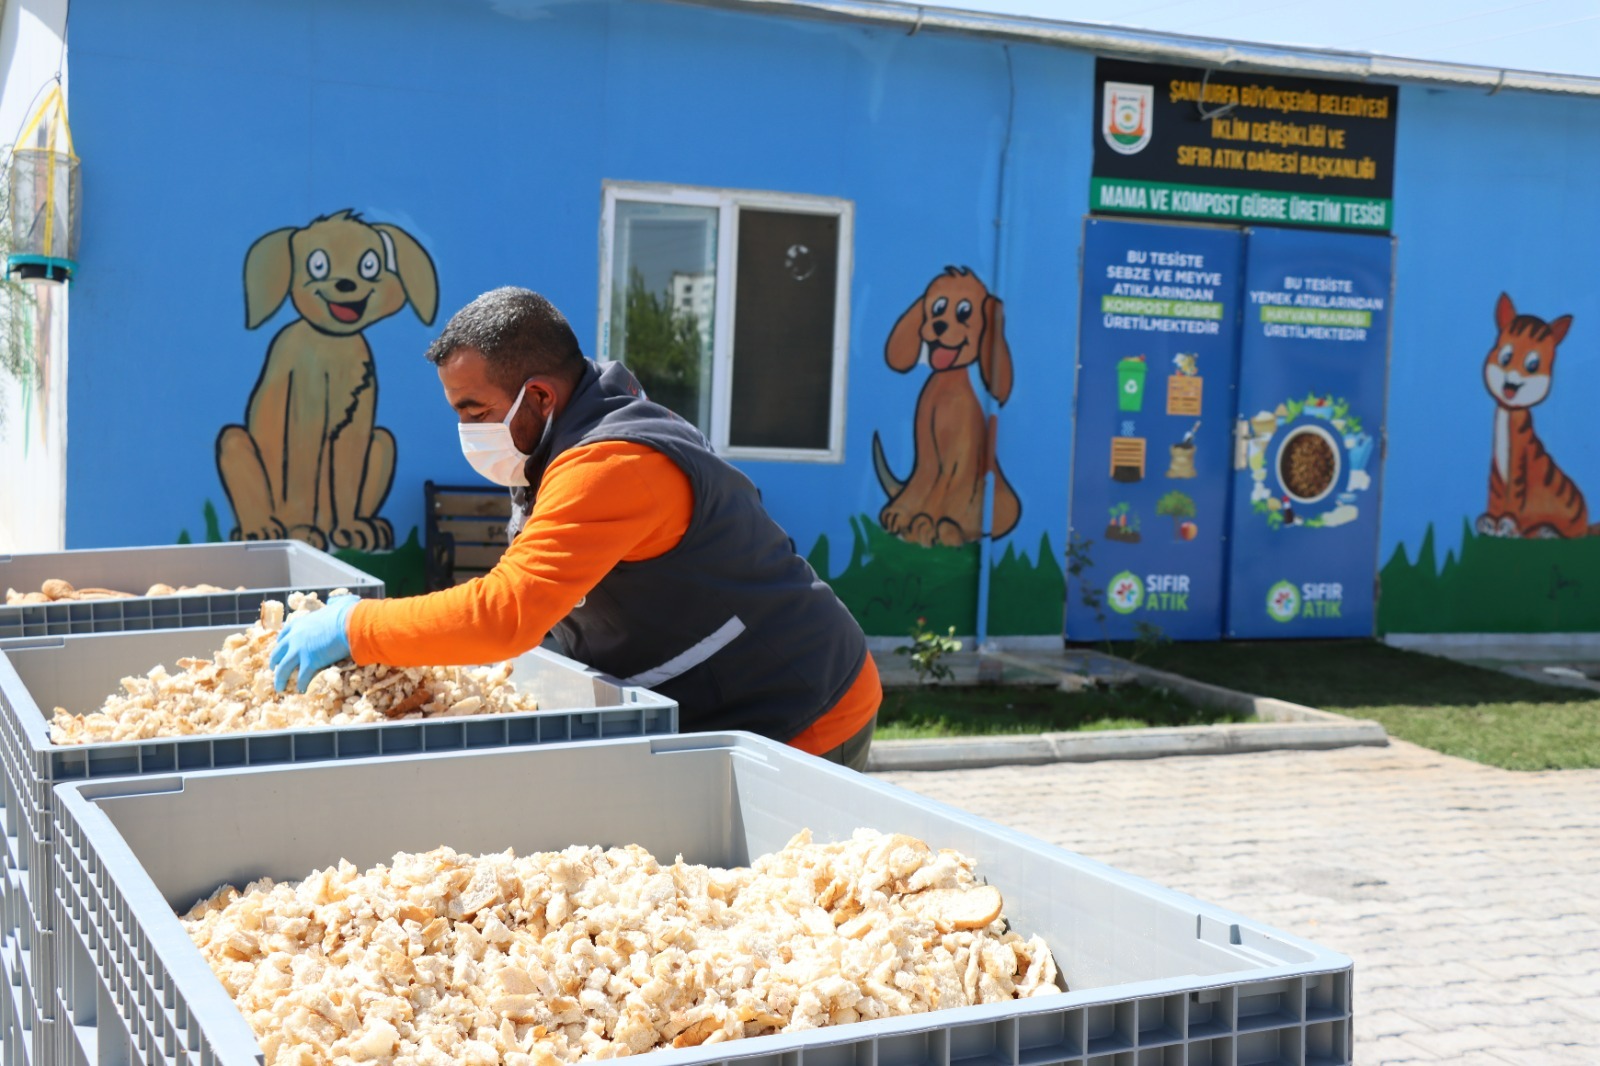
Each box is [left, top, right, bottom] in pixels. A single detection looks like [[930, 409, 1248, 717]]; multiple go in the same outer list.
[[1477, 293, 1596, 539]]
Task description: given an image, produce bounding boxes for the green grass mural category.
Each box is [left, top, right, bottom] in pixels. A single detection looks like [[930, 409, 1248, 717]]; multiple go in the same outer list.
[[1379, 520, 1600, 633], [991, 536, 1070, 635], [807, 515, 1066, 637], [334, 530, 429, 597], [180, 500, 430, 597], [176, 501, 1064, 628], [176, 500, 226, 545]]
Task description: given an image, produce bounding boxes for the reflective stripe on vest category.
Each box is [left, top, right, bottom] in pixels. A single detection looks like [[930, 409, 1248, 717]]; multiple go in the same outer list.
[[621, 615, 745, 688]]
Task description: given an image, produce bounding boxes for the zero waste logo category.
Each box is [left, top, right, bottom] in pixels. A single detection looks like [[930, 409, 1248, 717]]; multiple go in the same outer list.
[[1109, 571, 1145, 614], [1267, 580, 1301, 623]]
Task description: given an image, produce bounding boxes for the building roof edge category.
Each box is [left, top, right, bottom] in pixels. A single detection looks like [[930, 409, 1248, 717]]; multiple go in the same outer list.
[[687, 0, 1600, 97]]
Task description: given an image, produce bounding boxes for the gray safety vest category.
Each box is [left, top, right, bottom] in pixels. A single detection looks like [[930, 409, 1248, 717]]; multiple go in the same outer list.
[[510, 360, 868, 740]]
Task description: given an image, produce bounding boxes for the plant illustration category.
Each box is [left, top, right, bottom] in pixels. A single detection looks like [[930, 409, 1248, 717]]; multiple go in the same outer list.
[[0, 165, 39, 433], [1155, 491, 1197, 537], [1105, 503, 1142, 543]]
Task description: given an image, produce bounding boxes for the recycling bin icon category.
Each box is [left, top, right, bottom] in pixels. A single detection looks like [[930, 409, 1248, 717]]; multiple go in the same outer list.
[[1117, 356, 1148, 412]]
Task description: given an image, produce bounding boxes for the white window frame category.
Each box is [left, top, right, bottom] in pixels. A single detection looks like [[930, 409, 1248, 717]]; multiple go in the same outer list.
[[599, 180, 853, 463]]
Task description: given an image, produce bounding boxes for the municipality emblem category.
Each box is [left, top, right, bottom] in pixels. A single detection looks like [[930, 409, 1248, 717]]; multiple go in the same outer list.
[[1103, 82, 1153, 155]]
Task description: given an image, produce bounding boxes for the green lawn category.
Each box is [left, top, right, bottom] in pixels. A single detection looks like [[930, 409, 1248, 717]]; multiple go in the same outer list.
[[876, 683, 1246, 740], [1111, 640, 1600, 771]]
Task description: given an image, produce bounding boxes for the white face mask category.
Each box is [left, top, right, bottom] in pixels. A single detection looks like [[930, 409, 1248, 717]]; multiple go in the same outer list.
[[458, 382, 535, 487]]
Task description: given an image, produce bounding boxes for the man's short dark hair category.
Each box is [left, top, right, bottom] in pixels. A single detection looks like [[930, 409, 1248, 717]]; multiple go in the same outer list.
[[425, 287, 585, 392]]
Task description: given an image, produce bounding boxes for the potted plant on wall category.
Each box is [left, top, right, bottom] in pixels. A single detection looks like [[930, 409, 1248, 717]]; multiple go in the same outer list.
[[0, 164, 39, 433]]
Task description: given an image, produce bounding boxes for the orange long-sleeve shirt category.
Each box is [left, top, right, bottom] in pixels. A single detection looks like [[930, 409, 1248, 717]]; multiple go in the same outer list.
[[348, 441, 878, 754]]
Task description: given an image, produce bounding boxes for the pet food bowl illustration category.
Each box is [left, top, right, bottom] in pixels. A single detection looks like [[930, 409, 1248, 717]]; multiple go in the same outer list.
[[1275, 423, 1342, 505]]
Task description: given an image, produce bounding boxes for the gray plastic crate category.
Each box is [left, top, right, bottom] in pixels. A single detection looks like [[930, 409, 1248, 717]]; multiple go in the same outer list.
[[0, 941, 24, 1066], [0, 624, 677, 1055], [2, 926, 43, 1066], [0, 540, 384, 640], [48, 735, 1352, 1066]]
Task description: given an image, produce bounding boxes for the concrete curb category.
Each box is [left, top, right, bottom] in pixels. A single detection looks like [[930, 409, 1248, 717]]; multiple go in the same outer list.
[[1487, 663, 1600, 693], [867, 718, 1389, 772], [1378, 634, 1600, 693], [1386, 631, 1600, 662], [868, 648, 1389, 772], [1065, 650, 1364, 726]]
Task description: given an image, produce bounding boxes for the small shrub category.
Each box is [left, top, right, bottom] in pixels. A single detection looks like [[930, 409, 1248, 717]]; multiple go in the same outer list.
[[896, 616, 963, 685]]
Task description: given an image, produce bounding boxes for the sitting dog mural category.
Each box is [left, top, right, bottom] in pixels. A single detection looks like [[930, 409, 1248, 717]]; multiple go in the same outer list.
[[218, 210, 438, 550], [872, 266, 1020, 547]]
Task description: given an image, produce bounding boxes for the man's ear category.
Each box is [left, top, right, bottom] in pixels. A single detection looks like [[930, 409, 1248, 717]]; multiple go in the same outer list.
[[885, 293, 926, 372], [978, 295, 1013, 404], [243, 227, 295, 329], [373, 223, 439, 325]]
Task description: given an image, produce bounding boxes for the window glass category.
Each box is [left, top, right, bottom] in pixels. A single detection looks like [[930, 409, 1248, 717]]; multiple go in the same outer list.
[[609, 201, 717, 432], [729, 209, 839, 450]]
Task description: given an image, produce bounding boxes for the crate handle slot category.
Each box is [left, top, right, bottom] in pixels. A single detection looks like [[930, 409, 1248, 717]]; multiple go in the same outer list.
[[0, 637, 66, 651], [648, 736, 740, 755], [74, 776, 185, 801]]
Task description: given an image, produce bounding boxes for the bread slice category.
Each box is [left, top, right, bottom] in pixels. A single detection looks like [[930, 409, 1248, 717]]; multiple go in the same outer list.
[[904, 884, 1003, 932]]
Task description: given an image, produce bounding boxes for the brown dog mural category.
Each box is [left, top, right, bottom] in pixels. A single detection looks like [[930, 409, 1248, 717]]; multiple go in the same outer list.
[[218, 210, 438, 550], [1477, 292, 1596, 539], [872, 267, 1020, 547]]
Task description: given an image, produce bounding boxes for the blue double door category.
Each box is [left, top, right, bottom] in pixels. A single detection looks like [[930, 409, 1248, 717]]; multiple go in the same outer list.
[[1068, 217, 1392, 640]]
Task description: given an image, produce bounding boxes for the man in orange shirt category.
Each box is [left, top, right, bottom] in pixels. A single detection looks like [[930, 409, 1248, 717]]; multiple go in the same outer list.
[[272, 287, 880, 770]]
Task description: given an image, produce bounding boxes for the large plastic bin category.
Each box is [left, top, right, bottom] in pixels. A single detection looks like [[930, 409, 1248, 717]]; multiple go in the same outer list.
[[0, 541, 383, 640], [47, 734, 1352, 1066], [1, 929, 39, 1066], [0, 933, 32, 1066], [0, 626, 677, 1060]]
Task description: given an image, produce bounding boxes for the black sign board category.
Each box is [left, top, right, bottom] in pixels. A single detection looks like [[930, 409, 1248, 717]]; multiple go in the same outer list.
[[1092, 58, 1399, 232]]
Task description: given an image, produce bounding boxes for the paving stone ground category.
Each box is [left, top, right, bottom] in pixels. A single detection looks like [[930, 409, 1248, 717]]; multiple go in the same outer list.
[[877, 740, 1600, 1064]]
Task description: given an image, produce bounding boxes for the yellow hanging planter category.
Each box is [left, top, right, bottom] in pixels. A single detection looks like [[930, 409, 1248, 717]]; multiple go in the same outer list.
[[7, 84, 80, 284]]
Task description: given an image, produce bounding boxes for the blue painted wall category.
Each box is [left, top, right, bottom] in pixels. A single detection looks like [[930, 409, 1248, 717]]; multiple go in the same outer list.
[[1376, 84, 1600, 632], [1385, 84, 1600, 558], [68, 0, 615, 548], [66, 0, 1086, 631], [62, 0, 1600, 632]]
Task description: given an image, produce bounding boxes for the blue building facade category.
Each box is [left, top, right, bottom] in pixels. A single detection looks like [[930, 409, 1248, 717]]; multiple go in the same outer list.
[[54, 0, 1600, 636]]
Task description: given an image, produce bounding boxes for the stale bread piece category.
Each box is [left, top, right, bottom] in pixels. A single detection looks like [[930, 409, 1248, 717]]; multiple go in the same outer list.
[[49, 592, 539, 744], [181, 828, 1063, 1065]]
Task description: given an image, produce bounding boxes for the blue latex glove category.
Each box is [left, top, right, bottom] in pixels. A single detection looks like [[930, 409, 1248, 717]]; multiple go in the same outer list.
[[270, 595, 359, 693]]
